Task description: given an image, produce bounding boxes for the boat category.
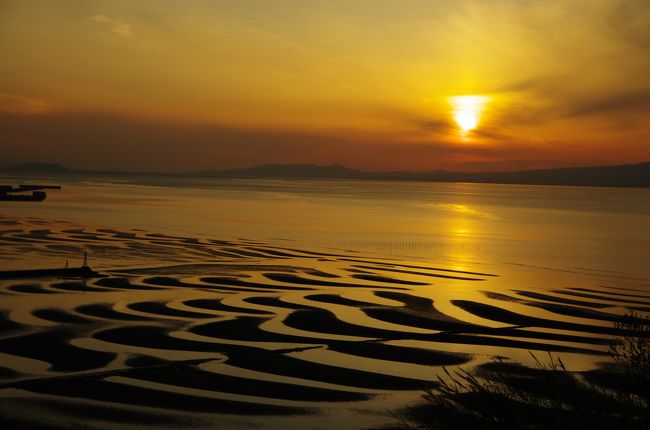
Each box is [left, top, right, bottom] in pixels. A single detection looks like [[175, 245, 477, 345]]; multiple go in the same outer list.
[[0, 184, 61, 201]]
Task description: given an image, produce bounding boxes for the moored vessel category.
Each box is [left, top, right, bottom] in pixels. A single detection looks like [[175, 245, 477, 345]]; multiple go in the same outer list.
[[0, 184, 61, 201]]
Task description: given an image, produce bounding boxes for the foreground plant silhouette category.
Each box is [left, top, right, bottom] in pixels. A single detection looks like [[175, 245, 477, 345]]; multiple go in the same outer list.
[[610, 311, 650, 380], [406, 311, 650, 430]]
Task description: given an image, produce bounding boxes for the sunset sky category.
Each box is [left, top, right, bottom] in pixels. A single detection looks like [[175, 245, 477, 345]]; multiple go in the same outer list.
[[1, 0, 649, 172]]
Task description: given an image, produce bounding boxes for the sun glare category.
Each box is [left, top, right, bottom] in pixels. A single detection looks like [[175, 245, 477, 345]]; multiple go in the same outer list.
[[449, 95, 490, 135]]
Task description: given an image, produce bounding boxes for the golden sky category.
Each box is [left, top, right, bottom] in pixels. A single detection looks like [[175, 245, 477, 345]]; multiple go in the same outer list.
[[1, 0, 649, 172]]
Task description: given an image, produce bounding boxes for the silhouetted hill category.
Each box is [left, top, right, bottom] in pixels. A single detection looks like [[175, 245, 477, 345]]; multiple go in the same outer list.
[[458, 162, 650, 187], [201, 161, 650, 187], [3, 161, 649, 187]]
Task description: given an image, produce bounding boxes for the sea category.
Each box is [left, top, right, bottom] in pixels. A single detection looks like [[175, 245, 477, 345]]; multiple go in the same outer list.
[[0, 173, 649, 429]]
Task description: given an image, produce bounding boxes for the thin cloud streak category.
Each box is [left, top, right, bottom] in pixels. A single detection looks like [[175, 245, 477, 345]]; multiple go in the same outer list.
[[0, 92, 52, 114], [88, 14, 133, 37], [1, 110, 647, 173]]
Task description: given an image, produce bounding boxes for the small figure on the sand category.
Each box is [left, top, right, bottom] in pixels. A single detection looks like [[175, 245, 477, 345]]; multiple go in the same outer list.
[[0, 251, 101, 280]]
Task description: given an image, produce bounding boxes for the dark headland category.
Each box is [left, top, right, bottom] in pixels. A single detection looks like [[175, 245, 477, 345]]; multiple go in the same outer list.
[[3, 161, 650, 188], [202, 161, 650, 187]]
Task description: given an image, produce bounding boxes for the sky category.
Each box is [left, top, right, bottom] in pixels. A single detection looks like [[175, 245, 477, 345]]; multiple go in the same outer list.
[[1, 0, 649, 172]]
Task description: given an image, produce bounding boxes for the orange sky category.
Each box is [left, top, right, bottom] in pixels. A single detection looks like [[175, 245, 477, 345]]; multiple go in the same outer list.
[[1, 0, 649, 172]]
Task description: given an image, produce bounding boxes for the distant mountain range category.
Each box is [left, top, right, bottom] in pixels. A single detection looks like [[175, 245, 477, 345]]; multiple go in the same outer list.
[[3, 161, 650, 188], [202, 161, 650, 188]]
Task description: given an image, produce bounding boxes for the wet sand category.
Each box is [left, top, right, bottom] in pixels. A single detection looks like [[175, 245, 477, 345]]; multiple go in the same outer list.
[[0, 216, 649, 429]]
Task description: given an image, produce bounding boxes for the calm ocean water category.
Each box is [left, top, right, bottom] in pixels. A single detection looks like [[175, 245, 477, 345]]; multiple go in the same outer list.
[[2, 173, 649, 280], [1, 173, 649, 429]]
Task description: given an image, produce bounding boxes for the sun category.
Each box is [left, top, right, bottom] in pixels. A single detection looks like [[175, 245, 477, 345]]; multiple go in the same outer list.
[[449, 95, 490, 135]]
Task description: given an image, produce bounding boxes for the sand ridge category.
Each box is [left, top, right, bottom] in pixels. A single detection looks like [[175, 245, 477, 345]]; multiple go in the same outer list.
[[0, 216, 649, 428]]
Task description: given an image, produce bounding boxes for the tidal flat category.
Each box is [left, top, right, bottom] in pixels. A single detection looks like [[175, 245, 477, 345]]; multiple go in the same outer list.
[[0, 176, 648, 429]]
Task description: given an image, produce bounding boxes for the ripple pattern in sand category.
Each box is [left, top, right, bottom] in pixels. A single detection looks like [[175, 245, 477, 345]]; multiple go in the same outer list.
[[1, 217, 649, 427]]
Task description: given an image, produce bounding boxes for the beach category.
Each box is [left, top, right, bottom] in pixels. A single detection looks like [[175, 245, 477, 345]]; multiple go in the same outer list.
[[0, 175, 649, 429]]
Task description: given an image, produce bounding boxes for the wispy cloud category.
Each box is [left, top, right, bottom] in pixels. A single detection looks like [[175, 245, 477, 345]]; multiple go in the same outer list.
[[89, 14, 133, 38], [1, 109, 646, 172], [565, 89, 650, 118], [0, 92, 51, 114]]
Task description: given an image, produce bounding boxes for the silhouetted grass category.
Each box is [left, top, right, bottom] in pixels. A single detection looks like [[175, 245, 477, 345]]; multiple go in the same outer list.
[[405, 311, 650, 430], [610, 311, 650, 380]]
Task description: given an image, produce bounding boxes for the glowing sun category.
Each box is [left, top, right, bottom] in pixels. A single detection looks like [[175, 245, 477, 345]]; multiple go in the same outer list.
[[449, 95, 490, 135]]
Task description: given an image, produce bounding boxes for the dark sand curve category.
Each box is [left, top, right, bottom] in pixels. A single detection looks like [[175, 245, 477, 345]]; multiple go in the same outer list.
[[0, 216, 648, 429]]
